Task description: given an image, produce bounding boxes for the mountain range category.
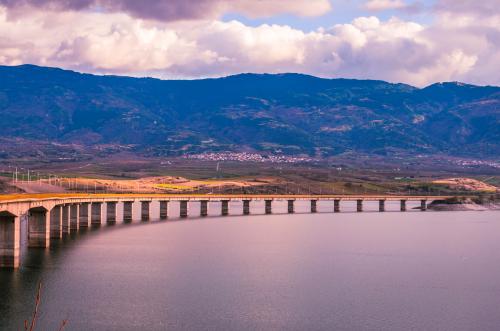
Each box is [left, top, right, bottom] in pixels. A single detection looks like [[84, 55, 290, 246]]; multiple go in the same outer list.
[[0, 65, 498, 159]]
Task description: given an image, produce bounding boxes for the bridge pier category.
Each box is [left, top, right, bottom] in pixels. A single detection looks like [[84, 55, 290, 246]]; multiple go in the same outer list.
[[159, 201, 168, 220], [0, 212, 20, 268], [106, 202, 117, 224], [200, 200, 208, 217], [288, 200, 295, 214], [334, 199, 340, 213], [243, 200, 251, 215], [50, 206, 63, 239], [91, 203, 102, 226], [79, 203, 90, 228], [379, 200, 385, 212], [70, 204, 79, 231], [421, 200, 427, 211], [28, 207, 50, 248], [62, 205, 70, 234], [221, 200, 229, 216], [180, 201, 188, 218], [357, 200, 363, 212], [311, 200, 318, 213], [265, 200, 272, 214], [123, 201, 133, 222], [400, 200, 407, 212], [141, 201, 150, 221]]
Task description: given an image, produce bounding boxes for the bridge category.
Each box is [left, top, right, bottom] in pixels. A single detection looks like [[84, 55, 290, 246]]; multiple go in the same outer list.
[[0, 193, 459, 268]]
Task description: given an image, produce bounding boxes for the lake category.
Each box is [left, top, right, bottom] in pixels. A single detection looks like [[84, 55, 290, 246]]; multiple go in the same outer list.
[[1, 201, 499, 330]]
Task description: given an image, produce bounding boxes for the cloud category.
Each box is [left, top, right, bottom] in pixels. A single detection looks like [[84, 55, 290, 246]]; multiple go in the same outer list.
[[363, 0, 408, 11], [0, 0, 332, 21], [435, 0, 500, 17], [0, 3, 498, 87]]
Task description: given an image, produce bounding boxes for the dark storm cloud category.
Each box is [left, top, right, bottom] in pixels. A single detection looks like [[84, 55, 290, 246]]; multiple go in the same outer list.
[[0, 0, 225, 21]]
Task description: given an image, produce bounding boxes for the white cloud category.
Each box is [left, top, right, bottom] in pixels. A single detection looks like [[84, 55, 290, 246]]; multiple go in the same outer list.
[[0, 4, 498, 86]]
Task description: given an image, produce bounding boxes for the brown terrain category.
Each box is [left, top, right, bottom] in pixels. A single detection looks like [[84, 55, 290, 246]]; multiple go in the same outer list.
[[1, 153, 499, 196], [432, 178, 498, 193]]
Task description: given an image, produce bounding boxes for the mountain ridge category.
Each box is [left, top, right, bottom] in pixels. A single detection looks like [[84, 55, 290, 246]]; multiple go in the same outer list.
[[0, 64, 498, 159], [10, 64, 500, 89]]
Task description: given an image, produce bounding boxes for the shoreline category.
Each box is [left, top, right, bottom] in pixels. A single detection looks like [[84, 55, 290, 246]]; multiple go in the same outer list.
[[428, 198, 500, 211]]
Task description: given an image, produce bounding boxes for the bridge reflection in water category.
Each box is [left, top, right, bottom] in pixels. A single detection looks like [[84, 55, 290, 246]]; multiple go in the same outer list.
[[0, 194, 455, 268]]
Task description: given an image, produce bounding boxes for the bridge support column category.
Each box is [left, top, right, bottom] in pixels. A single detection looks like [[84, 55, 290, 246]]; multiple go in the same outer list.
[[379, 200, 385, 212], [62, 205, 70, 234], [221, 200, 229, 216], [159, 201, 168, 220], [70, 204, 79, 231], [69, 204, 80, 232], [79, 203, 90, 228], [123, 201, 133, 222], [288, 200, 295, 214], [91, 203, 102, 226], [50, 206, 63, 239], [141, 201, 150, 221], [265, 200, 272, 214], [357, 200, 363, 212], [421, 200, 427, 211], [311, 200, 317, 213], [400, 200, 407, 212], [106, 202, 117, 224], [200, 200, 208, 217], [0, 212, 20, 268], [28, 207, 50, 248], [180, 201, 188, 218], [243, 200, 251, 215], [334, 200, 340, 213]]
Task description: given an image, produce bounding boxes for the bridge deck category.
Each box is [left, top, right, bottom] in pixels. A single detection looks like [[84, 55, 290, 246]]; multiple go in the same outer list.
[[0, 193, 461, 205]]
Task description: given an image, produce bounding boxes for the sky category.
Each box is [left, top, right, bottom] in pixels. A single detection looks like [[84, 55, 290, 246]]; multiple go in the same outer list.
[[0, 0, 498, 86]]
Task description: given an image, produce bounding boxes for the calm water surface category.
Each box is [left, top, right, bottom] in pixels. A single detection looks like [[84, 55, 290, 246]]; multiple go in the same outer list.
[[1, 202, 499, 331]]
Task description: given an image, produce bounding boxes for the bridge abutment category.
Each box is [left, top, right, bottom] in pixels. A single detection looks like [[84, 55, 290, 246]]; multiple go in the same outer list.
[[0, 212, 20, 268], [400, 200, 407, 212]]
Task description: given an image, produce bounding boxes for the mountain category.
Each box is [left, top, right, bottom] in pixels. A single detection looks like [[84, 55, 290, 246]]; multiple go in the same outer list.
[[0, 64, 498, 159]]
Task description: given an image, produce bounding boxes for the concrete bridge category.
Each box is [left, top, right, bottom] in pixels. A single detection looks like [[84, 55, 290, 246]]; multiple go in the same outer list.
[[0, 194, 458, 268]]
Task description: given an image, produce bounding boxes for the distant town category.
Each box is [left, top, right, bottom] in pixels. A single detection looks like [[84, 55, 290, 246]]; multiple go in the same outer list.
[[184, 152, 315, 163], [453, 159, 500, 169]]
